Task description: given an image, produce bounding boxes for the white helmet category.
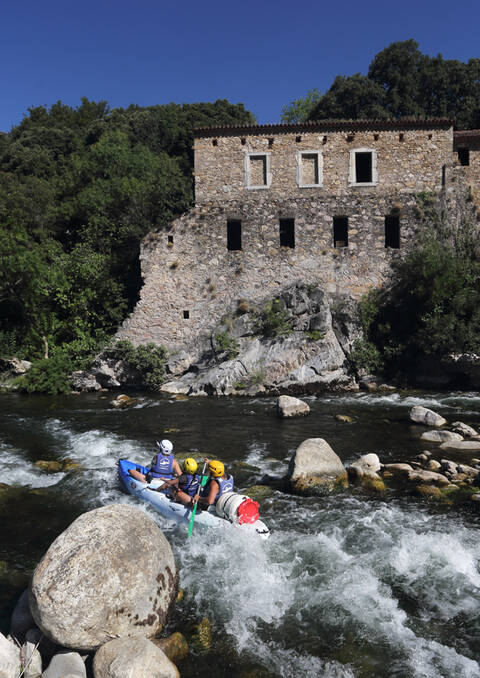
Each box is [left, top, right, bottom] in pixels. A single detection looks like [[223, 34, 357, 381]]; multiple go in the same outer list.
[[157, 439, 173, 455]]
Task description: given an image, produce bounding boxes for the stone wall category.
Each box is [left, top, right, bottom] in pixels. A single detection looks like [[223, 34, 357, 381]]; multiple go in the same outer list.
[[194, 121, 453, 204], [117, 120, 479, 356], [453, 131, 480, 210]]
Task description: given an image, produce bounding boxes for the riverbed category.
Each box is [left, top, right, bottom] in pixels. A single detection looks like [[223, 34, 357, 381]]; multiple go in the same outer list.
[[1, 390, 480, 677]]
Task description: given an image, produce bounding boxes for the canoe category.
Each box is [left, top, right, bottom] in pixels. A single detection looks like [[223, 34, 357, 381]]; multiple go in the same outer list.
[[118, 459, 270, 539]]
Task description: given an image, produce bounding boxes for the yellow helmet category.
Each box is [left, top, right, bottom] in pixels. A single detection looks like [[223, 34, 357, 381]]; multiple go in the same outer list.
[[208, 460, 224, 478], [183, 457, 198, 474]]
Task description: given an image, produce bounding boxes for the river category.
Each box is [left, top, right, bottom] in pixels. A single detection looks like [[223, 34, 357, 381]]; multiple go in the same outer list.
[[1, 390, 480, 677]]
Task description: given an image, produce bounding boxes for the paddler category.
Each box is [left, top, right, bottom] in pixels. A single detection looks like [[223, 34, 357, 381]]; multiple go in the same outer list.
[[193, 458, 234, 509], [148, 457, 200, 506], [128, 439, 182, 483]]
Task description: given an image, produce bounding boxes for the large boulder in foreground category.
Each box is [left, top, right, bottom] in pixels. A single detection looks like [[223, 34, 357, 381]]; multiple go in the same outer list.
[[29, 504, 178, 652], [93, 637, 179, 678], [277, 395, 310, 418], [0, 632, 20, 678], [288, 438, 348, 494], [410, 406, 446, 427]]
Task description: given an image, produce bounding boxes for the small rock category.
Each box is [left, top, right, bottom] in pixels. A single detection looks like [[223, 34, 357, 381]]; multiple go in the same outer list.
[[189, 617, 212, 654], [276, 395, 310, 418], [416, 453, 428, 462], [0, 631, 20, 677], [383, 463, 413, 475], [42, 651, 87, 678], [407, 470, 450, 486], [335, 414, 354, 423], [20, 640, 42, 678], [350, 453, 381, 474], [410, 406, 447, 427], [470, 494, 480, 502], [111, 394, 137, 408], [426, 460, 442, 471], [420, 430, 463, 443], [451, 421, 479, 438], [10, 589, 34, 643], [34, 460, 63, 473], [439, 440, 480, 452], [151, 632, 188, 664], [457, 464, 479, 477]]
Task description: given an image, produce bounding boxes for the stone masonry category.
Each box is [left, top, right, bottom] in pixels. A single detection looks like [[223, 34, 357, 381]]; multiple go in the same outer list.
[[117, 119, 479, 355]]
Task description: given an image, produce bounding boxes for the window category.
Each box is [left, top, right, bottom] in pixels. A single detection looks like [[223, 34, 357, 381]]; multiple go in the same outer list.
[[333, 217, 348, 248], [183, 310, 190, 319], [385, 216, 400, 249], [168, 235, 173, 244], [279, 219, 295, 248], [458, 148, 470, 166], [245, 153, 271, 189], [349, 148, 378, 185], [297, 151, 323, 187], [227, 220, 242, 251]]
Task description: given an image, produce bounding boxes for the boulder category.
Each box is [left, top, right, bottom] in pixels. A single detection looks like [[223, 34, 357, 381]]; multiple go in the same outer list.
[[93, 637, 179, 678], [276, 395, 310, 419], [335, 414, 354, 423], [0, 632, 20, 678], [0, 357, 32, 376], [420, 430, 463, 443], [70, 371, 102, 391], [288, 438, 348, 494], [426, 459, 442, 471], [111, 394, 137, 408], [439, 440, 480, 453], [383, 463, 413, 476], [414, 484, 444, 500], [451, 421, 479, 438], [29, 504, 177, 651], [24, 629, 57, 662], [10, 589, 35, 643], [409, 406, 447, 427], [42, 652, 86, 678]]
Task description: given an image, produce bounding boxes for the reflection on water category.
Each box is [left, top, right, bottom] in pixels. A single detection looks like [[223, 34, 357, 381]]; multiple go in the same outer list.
[[1, 391, 480, 677]]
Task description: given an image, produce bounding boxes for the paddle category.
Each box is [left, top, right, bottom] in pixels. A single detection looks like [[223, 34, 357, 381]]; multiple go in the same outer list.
[[187, 462, 209, 538]]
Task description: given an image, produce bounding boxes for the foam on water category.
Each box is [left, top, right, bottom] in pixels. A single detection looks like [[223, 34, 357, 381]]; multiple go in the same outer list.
[[0, 442, 64, 488]]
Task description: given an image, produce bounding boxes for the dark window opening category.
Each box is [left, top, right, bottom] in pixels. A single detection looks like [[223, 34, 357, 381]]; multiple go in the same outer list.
[[241, 138, 246, 145], [322, 135, 327, 145], [212, 139, 218, 146], [227, 220, 242, 251], [399, 133, 404, 142], [296, 136, 302, 143], [268, 138, 274, 147], [385, 216, 400, 249], [279, 219, 295, 248], [428, 133, 433, 140], [333, 217, 348, 248], [374, 134, 379, 141], [355, 152, 372, 183], [183, 310, 190, 319], [458, 148, 470, 166], [347, 134, 355, 142], [442, 164, 446, 185], [168, 235, 173, 244]]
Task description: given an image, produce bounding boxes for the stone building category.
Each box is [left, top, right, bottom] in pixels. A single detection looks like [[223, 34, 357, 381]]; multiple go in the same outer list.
[[118, 119, 479, 355]]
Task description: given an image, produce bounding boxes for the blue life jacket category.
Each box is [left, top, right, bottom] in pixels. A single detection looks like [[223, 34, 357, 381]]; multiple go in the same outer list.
[[202, 474, 234, 504], [149, 453, 175, 479], [180, 474, 199, 497]]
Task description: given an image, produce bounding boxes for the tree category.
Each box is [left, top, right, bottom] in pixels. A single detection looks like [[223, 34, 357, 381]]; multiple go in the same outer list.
[[281, 89, 322, 123]]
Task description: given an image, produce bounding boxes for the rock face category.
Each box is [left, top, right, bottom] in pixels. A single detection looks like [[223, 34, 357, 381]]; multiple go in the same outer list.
[[276, 395, 310, 418], [410, 406, 447, 427], [29, 504, 178, 651], [159, 285, 360, 397], [288, 438, 348, 494], [0, 632, 20, 678], [70, 357, 143, 392], [93, 637, 179, 678]]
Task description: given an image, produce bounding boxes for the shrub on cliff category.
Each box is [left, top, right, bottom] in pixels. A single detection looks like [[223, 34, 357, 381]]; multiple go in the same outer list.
[[255, 299, 293, 338], [105, 340, 167, 390]]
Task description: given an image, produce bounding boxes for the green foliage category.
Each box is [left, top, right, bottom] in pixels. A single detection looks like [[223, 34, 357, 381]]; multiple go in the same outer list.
[[357, 207, 480, 378], [349, 338, 384, 375], [0, 97, 254, 369], [214, 331, 239, 360], [305, 39, 480, 128], [281, 89, 322, 123], [19, 350, 74, 395], [255, 299, 292, 338], [105, 340, 167, 390], [305, 329, 324, 342]]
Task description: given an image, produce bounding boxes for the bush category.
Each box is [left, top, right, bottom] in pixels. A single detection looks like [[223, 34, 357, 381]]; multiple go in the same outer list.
[[255, 298, 292, 338], [348, 338, 383, 375], [214, 331, 239, 360], [20, 350, 74, 395], [105, 340, 167, 390]]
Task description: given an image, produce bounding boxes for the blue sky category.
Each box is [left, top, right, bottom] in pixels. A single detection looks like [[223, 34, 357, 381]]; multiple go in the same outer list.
[[1, 0, 479, 132]]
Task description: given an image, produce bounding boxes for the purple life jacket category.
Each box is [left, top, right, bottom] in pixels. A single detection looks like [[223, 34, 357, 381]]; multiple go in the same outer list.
[[180, 474, 200, 497], [149, 453, 175, 479], [202, 474, 234, 504]]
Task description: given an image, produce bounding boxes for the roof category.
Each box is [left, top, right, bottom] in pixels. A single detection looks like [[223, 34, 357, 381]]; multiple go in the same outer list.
[[454, 130, 480, 144], [194, 118, 454, 138]]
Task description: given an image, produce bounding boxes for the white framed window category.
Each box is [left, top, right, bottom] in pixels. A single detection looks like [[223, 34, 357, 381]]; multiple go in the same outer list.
[[297, 151, 323, 187], [349, 148, 378, 186], [245, 152, 271, 189]]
